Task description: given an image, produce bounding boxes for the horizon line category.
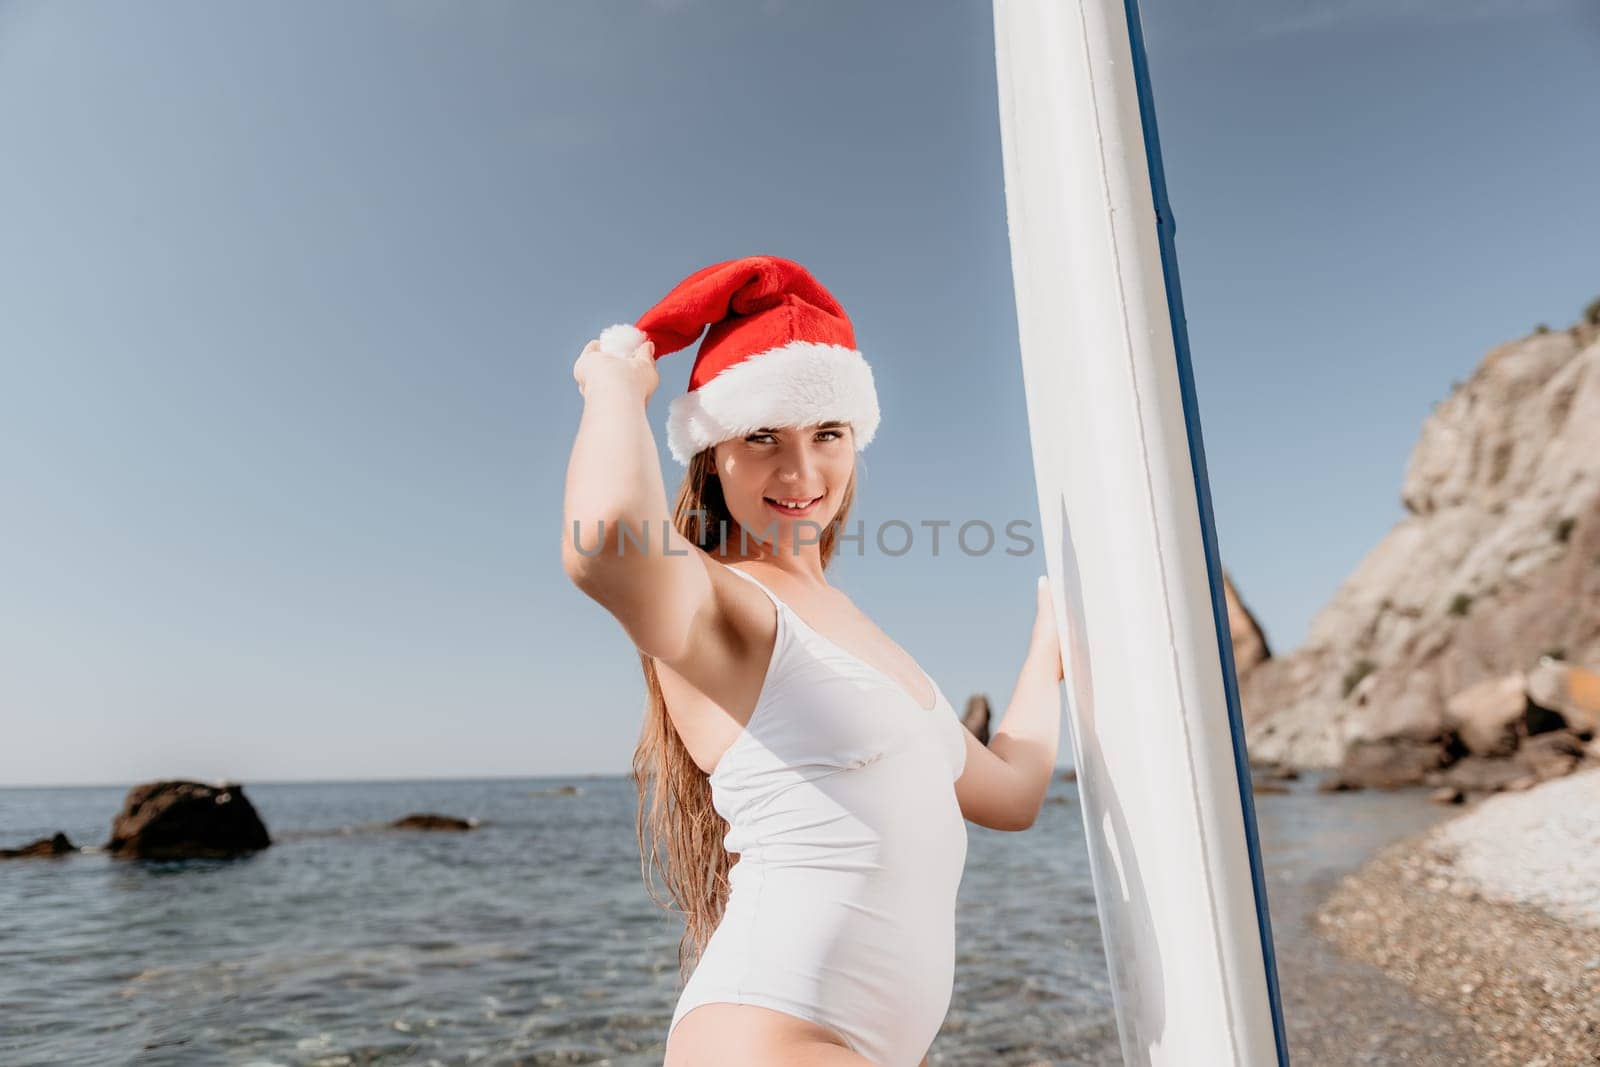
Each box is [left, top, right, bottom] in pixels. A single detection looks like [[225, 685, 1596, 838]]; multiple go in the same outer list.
[[0, 764, 1081, 791]]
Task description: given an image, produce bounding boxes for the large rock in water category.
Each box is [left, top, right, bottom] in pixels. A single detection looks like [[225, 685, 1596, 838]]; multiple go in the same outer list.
[[391, 813, 475, 831], [0, 832, 76, 859], [105, 780, 271, 859], [1244, 318, 1600, 767], [961, 694, 992, 744]]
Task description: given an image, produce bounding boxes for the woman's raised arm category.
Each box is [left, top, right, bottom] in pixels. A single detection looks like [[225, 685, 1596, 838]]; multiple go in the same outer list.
[[561, 335, 719, 665]]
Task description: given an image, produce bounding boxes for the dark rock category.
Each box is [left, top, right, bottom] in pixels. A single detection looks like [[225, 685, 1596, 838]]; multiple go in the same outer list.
[[106, 780, 271, 860], [1321, 738, 1449, 792], [1428, 787, 1465, 805], [1250, 760, 1300, 781], [0, 832, 76, 859], [391, 813, 476, 832], [1433, 755, 1536, 794], [1513, 728, 1585, 782], [1252, 780, 1291, 795], [1056, 767, 1077, 782], [962, 695, 993, 744], [1526, 659, 1600, 737], [1522, 700, 1569, 738]]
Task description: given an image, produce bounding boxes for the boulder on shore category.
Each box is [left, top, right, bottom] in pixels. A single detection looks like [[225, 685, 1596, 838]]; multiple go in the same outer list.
[[1318, 661, 1600, 796], [1513, 728, 1587, 782], [1527, 659, 1600, 737], [1443, 672, 1529, 757], [0, 832, 76, 859], [1317, 737, 1451, 792], [1250, 760, 1300, 782], [105, 780, 271, 860], [1425, 755, 1536, 794]]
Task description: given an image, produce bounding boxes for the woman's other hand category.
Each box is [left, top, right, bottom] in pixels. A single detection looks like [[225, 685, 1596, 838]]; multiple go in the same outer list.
[[572, 334, 658, 403], [1029, 575, 1064, 682]]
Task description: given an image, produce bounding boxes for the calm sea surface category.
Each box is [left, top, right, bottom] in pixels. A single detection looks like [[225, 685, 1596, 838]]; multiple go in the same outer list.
[[0, 774, 1462, 1066]]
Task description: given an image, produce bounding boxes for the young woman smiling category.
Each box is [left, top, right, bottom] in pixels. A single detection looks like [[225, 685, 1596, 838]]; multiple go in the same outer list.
[[563, 255, 1064, 1066]]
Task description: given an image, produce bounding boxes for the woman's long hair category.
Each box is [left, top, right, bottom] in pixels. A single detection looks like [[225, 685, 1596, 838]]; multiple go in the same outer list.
[[632, 446, 857, 986]]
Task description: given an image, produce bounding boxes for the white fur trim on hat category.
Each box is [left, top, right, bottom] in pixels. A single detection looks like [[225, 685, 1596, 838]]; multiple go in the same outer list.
[[598, 323, 649, 357], [594, 325, 879, 465], [668, 342, 880, 465]]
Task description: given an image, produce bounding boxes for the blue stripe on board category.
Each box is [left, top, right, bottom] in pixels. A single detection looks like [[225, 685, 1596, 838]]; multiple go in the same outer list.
[[1118, 0, 1291, 1062]]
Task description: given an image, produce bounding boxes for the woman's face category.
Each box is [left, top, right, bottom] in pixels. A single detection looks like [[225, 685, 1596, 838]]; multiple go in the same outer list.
[[712, 421, 855, 554]]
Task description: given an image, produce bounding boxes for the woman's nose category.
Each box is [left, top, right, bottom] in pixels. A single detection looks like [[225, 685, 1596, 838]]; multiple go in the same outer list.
[[777, 446, 818, 482]]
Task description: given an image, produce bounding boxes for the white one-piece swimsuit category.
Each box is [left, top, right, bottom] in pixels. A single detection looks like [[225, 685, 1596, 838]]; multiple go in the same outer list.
[[667, 565, 970, 1066]]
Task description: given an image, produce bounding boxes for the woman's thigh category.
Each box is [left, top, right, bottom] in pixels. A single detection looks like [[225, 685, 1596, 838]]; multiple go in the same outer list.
[[664, 1002, 878, 1066]]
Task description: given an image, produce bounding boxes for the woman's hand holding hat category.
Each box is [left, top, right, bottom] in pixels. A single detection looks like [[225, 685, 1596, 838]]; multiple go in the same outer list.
[[573, 331, 658, 403]]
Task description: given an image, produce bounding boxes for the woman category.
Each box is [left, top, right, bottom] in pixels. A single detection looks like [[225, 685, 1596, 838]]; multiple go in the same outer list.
[[562, 256, 1064, 1066]]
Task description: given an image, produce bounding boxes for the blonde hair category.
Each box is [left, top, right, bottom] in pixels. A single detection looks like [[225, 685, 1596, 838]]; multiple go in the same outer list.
[[631, 446, 858, 985]]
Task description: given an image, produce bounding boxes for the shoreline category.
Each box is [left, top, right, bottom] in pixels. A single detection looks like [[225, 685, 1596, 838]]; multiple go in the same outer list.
[[1314, 768, 1600, 1065]]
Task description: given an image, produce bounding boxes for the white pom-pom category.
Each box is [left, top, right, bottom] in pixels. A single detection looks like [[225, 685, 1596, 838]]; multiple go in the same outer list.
[[598, 323, 648, 358]]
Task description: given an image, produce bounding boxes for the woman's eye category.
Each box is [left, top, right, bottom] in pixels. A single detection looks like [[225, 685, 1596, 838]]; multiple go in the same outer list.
[[745, 430, 840, 444]]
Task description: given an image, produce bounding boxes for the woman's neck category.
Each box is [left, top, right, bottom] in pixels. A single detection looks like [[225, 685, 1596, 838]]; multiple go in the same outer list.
[[721, 534, 827, 586]]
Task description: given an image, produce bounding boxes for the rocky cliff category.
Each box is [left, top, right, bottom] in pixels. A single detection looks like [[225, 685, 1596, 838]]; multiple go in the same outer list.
[[1242, 318, 1600, 767]]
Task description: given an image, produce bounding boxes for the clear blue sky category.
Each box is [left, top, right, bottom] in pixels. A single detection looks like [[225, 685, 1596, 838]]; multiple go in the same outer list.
[[2, 0, 1596, 787]]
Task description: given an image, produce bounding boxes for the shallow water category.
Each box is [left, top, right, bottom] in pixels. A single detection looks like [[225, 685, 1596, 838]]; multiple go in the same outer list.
[[0, 774, 1467, 1065]]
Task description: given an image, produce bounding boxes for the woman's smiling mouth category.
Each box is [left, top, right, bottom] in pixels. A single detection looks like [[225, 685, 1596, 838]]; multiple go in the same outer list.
[[764, 495, 823, 517]]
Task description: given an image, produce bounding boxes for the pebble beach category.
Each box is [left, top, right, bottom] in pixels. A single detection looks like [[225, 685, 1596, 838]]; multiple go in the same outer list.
[[1316, 768, 1600, 1065]]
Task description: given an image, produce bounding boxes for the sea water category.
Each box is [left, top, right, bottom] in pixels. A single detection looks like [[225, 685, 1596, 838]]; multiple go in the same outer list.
[[0, 774, 1461, 1066]]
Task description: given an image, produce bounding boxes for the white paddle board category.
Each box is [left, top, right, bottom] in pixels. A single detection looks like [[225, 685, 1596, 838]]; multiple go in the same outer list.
[[992, 0, 1289, 1062]]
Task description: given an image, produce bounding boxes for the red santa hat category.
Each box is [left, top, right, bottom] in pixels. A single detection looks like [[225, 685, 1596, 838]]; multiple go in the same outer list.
[[597, 254, 881, 465]]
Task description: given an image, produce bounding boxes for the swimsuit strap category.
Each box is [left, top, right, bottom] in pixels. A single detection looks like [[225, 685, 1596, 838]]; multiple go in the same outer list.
[[722, 563, 784, 610], [723, 565, 944, 715], [722, 565, 795, 655]]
